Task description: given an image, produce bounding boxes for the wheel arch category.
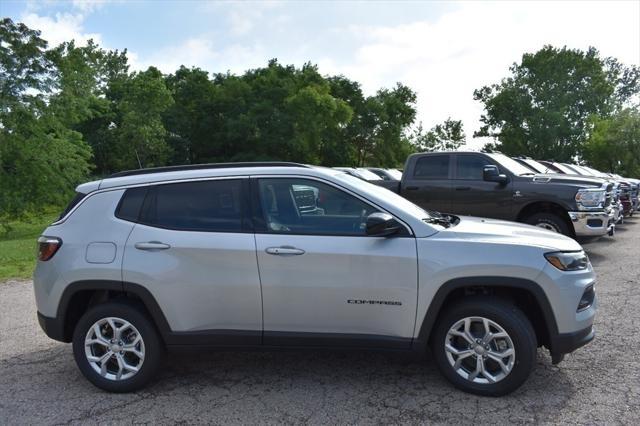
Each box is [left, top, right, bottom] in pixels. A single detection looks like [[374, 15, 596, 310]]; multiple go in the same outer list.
[[516, 201, 574, 235], [55, 280, 171, 343], [413, 276, 559, 353]]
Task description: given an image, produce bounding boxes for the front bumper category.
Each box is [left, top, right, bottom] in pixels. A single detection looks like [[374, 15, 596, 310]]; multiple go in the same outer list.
[[550, 325, 595, 363], [568, 210, 615, 237]]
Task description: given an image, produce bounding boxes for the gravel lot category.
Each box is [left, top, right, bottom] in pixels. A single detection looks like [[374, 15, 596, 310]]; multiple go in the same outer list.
[[1, 218, 639, 425]]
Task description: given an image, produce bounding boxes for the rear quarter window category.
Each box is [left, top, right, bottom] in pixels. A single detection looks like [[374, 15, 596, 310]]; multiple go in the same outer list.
[[115, 187, 148, 222]]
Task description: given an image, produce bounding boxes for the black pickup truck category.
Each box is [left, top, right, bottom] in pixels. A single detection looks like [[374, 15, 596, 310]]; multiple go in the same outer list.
[[375, 151, 615, 238]]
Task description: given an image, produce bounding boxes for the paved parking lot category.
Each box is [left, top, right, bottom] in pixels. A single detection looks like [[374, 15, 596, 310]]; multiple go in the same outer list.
[[1, 218, 639, 425]]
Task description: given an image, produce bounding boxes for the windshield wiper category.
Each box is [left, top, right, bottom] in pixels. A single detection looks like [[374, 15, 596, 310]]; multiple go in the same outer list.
[[424, 210, 457, 228]]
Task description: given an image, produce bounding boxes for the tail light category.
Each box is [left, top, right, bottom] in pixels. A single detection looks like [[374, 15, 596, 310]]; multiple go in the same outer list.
[[37, 237, 62, 261]]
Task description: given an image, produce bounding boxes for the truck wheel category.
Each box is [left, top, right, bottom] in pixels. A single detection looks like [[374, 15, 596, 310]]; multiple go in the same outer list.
[[431, 297, 537, 396], [72, 301, 164, 392], [524, 212, 570, 235]]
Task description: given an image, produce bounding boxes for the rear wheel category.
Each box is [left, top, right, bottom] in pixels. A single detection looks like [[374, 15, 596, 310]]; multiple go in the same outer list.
[[524, 212, 570, 235], [431, 297, 537, 396], [72, 301, 164, 392]]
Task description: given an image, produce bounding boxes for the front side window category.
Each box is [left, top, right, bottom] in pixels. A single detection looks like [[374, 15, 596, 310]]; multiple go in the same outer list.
[[413, 155, 449, 179], [257, 178, 381, 235], [140, 179, 246, 232], [455, 155, 493, 180]]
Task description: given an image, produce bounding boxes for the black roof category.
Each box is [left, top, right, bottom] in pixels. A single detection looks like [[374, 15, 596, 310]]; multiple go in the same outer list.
[[108, 162, 310, 178]]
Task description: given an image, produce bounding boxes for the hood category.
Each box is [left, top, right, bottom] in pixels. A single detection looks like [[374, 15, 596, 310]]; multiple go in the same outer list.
[[437, 216, 582, 251], [526, 173, 607, 188]]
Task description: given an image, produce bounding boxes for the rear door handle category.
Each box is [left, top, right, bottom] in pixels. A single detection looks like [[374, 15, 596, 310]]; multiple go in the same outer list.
[[405, 186, 419, 190], [135, 241, 171, 251], [265, 246, 305, 256], [455, 186, 471, 191]]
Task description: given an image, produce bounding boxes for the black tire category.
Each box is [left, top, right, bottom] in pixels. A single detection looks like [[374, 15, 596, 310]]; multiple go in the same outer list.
[[431, 297, 537, 397], [72, 301, 164, 392], [524, 212, 571, 236]]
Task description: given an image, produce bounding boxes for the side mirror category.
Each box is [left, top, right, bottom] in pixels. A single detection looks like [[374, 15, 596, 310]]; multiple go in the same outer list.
[[365, 212, 402, 237], [483, 165, 509, 184]]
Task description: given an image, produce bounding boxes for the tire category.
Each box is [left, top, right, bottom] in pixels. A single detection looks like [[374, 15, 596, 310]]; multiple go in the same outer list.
[[72, 301, 164, 392], [430, 297, 537, 397], [524, 212, 570, 235]]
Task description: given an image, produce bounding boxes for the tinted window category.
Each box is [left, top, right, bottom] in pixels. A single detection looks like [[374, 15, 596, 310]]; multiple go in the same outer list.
[[141, 180, 245, 232], [413, 155, 449, 179], [456, 155, 492, 180], [258, 178, 381, 235], [115, 187, 148, 222]]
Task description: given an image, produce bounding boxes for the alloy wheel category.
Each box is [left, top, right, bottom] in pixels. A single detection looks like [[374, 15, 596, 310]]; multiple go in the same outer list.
[[445, 316, 516, 384], [84, 317, 145, 381]]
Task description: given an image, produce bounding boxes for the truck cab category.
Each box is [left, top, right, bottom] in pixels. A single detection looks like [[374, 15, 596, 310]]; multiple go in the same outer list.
[[391, 152, 615, 238]]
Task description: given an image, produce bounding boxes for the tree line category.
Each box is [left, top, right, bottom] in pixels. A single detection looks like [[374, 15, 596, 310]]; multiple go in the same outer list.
[[1, 17, 639, 224]]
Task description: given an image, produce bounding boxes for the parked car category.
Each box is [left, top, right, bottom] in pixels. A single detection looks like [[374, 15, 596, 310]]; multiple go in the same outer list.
[[543, 162, 626, 224], [378, 152, 615, 238], [367, 168, 403, 181], [34, 162, 596, 396], [333, 167, 382, 182]]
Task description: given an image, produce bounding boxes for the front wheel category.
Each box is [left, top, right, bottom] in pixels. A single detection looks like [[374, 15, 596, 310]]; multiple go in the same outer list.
[[431, 297, 537, 396], [524, 212, 570, 235], [72, 301, 164, 392]]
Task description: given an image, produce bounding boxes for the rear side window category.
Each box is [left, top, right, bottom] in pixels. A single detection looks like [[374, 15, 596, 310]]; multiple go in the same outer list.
[[140, 179, 246, 232], [115, 187, 148, 222], [58, 192, 87, 220], [413, 155, 449, 179], [455, 155, 492, 180]]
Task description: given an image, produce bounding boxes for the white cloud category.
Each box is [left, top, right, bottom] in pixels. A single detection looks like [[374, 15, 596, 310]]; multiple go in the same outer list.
[[318, 1, 640, 148], [130, 37, 267, 75], [21, 12, 103, 47]]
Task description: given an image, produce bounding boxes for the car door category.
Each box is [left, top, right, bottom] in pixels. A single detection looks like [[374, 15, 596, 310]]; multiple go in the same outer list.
[[252, 177, 418, 348], [450, 153, 513, 219], [122, 178, 262, 344], [401, 154, 453, 213]]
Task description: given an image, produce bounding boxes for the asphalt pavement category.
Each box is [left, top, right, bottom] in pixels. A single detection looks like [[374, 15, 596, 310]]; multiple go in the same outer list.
[[1, 218, 639, 424]]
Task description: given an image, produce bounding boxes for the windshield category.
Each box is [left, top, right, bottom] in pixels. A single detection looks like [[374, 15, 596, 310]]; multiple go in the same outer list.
[[355, 168, 382, 180], [552, 163, 579, 175], [333, 172, 431, 219], [486, 153, 536, 176], [522, 159, 550, 173], [386, 169, 403, 180]]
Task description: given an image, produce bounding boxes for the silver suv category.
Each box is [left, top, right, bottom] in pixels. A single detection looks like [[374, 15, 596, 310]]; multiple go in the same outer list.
[[34, 163, 596, 396]]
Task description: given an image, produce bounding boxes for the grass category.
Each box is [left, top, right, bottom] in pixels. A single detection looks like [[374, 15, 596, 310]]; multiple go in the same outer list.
[[0, 213, 58, 281]]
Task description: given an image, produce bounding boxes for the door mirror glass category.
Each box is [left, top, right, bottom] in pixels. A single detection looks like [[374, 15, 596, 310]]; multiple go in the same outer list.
[[365, 212, 402, 237], [483, 165, 508, 184]]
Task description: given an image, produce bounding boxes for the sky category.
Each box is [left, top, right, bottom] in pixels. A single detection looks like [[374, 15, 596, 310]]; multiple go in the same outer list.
[[3, 0, 640, 148]]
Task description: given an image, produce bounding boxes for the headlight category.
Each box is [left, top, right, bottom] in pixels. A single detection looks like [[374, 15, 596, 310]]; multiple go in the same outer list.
[[544, 251, 589, 271], [575, 189, 605, 209]]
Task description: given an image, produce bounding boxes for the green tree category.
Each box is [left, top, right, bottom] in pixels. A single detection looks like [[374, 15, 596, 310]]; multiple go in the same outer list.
[[583, 109, 640, 178], [0, 18, 92, 225], [474, 45, 639, 161], [411, 118, 466, 152]]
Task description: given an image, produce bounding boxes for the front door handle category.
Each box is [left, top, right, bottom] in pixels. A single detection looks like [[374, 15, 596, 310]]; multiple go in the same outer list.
[[265, 246, 305, 256], [405, 186, 419, 190], [455, 186, 471, 191], [135, 241, 171, 251]]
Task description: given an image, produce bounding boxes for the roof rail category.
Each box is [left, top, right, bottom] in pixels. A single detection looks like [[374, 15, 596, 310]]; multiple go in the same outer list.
[[108, 162, 310, 178]]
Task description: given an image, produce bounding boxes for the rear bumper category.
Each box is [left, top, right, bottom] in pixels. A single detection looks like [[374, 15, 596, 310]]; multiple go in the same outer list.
[[37, 311, 69, 343], [568, 210, 614, 237]]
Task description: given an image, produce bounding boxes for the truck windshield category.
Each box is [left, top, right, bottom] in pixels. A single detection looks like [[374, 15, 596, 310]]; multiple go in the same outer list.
[[486, 153, 536, 176]]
